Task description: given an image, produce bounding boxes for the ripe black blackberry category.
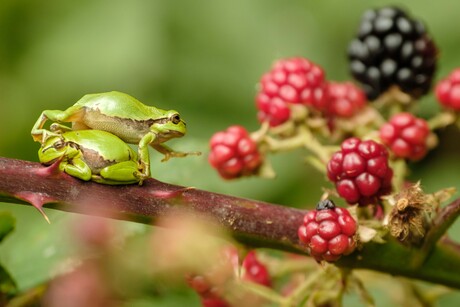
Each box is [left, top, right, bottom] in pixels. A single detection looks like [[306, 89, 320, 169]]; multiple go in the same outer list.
[[347, 6, 437, 100]]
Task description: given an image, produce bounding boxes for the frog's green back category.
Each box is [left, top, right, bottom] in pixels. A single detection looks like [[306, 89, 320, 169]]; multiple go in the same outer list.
[[64, 130, 137, 162], [75, 91, 167, 120]]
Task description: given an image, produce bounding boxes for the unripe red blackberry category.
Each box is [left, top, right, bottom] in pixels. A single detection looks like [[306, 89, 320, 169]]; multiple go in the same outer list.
[[186, 275, 229, 307], [298, 199, 357, 262], [256, 57, 328, 126], [348, 6, 437, 100], [435, 68, 460, 111], [209, 126, 262, 179], [327, 137, 393, 206], [327, 82, 367, 118], [379, 112, 430, 160], [242, 251, 271, 287], [256, 96, 291, 127]]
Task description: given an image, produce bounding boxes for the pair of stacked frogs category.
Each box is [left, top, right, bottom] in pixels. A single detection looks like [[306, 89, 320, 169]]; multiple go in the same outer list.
[[32, 91, 198, 185]]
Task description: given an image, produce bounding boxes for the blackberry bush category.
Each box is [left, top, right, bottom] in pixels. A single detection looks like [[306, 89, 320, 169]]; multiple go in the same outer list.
[[348, 6, 437, 100], [4, 3, 460, 307]]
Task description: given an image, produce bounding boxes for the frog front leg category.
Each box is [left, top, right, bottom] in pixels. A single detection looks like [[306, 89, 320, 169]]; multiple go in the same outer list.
[[61, 158, 92, 181], [95, 161, 146, 185], [138, 132, 155, 178], [152, 143, 201, 162], [31, 107, 86, 143]]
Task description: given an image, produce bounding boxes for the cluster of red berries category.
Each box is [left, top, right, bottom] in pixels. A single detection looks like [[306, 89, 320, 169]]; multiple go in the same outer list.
[[208, 126, 262, 179], [242, 251, 272, 287], [256, 57, 367, 127], [327, 137, 393, 206], [187, 274, 229, 307], [298, 199, 357, 262], [187, 249, 271, 306], [436, 68, 460, 111], [379, 112, 430, 161]]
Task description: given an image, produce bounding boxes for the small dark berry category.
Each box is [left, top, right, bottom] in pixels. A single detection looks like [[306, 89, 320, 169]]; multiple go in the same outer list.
[[316, 199, 336, 210]]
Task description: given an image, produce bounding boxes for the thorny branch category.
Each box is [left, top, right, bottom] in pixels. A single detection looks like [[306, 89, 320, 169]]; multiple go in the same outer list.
[[1, 157, 460, 289]]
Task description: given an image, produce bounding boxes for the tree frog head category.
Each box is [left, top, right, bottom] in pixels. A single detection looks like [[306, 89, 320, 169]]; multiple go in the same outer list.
[[38, 135, 77, 164], [152, 110, 187, 140]]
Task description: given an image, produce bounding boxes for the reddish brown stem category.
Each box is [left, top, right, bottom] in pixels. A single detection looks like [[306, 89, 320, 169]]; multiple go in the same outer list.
[[0, 157, 305, 252], [2, 157, 460, 289]]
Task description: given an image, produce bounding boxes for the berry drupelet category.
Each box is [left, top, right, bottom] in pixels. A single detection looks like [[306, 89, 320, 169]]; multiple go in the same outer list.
[[379, 112, 430, 160], [298, 199, 357, 262], [348, 6, 437, 100], [435, 68, 460, 111], [327, 82, 367, 118], [209, 126, 262, 179], [256, 57, 328, 126], [327, 137, 393, 206]]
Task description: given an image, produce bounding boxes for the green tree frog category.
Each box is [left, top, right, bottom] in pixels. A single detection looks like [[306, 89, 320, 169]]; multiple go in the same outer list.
[[38, 130, 146, 184], [32, 91, 200, 177]]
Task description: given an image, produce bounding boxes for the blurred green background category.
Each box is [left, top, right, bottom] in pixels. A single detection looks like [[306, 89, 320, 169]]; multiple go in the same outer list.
[[1, 0, 460, 305]]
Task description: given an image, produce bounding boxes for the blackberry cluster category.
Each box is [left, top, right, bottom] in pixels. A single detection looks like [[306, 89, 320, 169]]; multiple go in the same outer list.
[[327, 138, 393, 206], [436, 68, 460, 111], [208, 126, 262, 179], [348, 6, 437, 100], [256, 57, 328, 126], [298, 199, 357, 262], [379, 112, 430, 161], [242, 251, 271, 287]]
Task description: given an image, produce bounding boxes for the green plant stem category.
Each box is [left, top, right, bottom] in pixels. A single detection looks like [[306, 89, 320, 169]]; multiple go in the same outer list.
[[428, 111, 456, 130], [391, 158, 408, 192], [2, 157, 460, 289], [282, 268, 323, 307], [238, 281, 285, 305], [414, 198, 460, 267], [264, 125, 332, 164]]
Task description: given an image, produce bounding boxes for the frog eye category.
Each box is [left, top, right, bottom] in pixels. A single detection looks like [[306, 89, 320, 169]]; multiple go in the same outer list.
[[171, 114, 181, 124], [53, 140, 65, 149]]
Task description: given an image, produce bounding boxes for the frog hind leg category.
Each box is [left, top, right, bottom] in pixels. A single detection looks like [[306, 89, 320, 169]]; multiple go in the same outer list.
[[31, 107, 86, 143], [62, 158, 92, 181], [95, 161, 143, 185]]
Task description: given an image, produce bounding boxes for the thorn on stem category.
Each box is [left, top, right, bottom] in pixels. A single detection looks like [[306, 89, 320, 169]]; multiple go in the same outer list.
[[16, 192, 52, 224], [34, 158, 63, 177]]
